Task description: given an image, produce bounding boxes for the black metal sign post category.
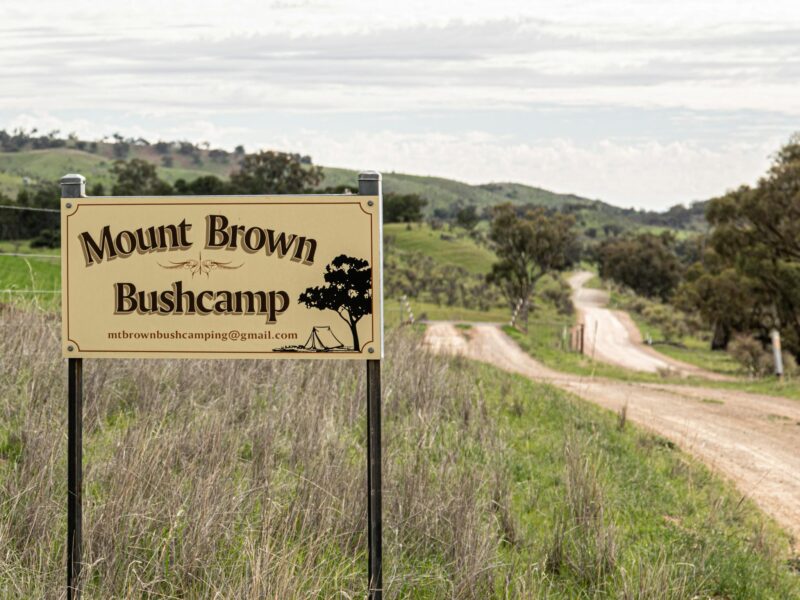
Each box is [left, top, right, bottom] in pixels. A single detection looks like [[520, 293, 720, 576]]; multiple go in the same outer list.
[[60, 174, 86, 600], [59, 173, 384, 599], [359, 172, 383, 599]]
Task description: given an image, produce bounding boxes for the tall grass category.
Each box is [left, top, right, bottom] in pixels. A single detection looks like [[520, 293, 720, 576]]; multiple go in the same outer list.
[[1, 308, 798, 598], [0, 308, 508, 598]]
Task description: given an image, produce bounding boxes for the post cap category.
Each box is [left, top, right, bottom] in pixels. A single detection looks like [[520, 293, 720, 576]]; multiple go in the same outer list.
[[358, 171, 381, 181], [60, 174, 86, 186]]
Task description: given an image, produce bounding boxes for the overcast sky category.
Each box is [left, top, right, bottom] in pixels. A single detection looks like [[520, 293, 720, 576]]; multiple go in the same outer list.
[[1, 1, 798, 209]]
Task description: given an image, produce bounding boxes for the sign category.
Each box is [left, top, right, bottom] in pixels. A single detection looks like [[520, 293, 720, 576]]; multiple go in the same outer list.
[[61, 195, 382, 359]]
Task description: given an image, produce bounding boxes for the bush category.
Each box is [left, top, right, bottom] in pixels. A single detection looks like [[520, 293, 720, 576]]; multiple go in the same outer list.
[[755, 350, 799, 378], [538, 275, 574, 316], [728, 335, 778, 377], [728, 334, 762, 374], [782, 352, 799, 377], [641, 304, 688, 344], [30, 228, 59, 248]]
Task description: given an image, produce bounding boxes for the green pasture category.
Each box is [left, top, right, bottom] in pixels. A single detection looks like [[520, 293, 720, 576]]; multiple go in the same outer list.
[[385, 223, 496, 275]]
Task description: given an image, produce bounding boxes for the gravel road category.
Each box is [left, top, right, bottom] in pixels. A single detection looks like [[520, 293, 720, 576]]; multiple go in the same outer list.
[[424, 321, 800, 543], [569, 271, 729, 380]]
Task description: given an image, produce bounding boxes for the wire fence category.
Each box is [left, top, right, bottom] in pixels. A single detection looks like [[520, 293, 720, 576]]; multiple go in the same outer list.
[[1, 204, 61, 300]]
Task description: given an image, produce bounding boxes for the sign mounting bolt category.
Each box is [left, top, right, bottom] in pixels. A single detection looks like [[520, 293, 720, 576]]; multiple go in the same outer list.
[[368, 347, 375, 353], [66, 203, 72, 208], [67, 345, 74, 352], [368, 200, 374, 206]]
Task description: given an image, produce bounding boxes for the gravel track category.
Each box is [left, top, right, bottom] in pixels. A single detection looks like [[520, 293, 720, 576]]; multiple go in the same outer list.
[[424, 321, 800, 543]]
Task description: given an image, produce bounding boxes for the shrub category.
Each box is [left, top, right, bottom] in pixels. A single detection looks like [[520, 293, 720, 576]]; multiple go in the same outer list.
[[729, 335, 766, 376], [642, 304, 688, 344]]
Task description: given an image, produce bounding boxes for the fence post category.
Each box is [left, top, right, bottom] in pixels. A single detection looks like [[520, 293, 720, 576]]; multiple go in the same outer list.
[[359, 171, 383, 599], [61, 174, 86, 600], [771, 328, 784, 379], [510, 298, 524, 330], [401, 295, 415, 324]]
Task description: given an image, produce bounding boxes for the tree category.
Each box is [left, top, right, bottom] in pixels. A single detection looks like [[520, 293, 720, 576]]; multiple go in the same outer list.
[[230, 150, 322, 194], [455, 205, 480, 231], [173, 175, 231, 195], [702, 133, 800, 357], [596, 232, 681, 301], [673, 260, 761, 350], [4, 184, 60, 244], [111, 159, 172, 196], [383, 193, 427, 223], [487, 203, 576, 325], [298, 255, 372, 351]]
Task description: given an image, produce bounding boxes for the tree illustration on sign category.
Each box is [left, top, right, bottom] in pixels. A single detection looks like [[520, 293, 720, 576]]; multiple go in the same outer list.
[[299, 255, 372, 351]]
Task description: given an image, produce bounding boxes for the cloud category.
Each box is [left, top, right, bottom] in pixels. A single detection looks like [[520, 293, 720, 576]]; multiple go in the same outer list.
[[1, 17, 798, 116], [260, 129, 780, 209], [0, 3, 797, 208]]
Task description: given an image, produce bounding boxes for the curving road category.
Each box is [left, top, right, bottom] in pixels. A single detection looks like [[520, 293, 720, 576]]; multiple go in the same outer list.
[[424, 321, 800, 544], [569, 271, 725, 380], [424, 322, 800, 539]]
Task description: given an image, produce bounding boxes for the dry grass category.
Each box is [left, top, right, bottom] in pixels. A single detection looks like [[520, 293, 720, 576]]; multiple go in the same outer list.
[[545, 434, 617, 590], [0, 308, 508, 599], [2, 306, 799, 599]]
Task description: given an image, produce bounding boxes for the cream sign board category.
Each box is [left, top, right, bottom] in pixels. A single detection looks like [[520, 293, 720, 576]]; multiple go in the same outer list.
[[61, 195, 382, 359]]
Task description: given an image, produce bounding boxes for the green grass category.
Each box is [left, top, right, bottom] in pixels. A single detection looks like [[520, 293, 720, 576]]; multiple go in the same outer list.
[[0, 239, 60, 255], [478, 361, 800, 597], [385, 223, 496, 275], [385, 297, 508, 324], [0, 251, 60, 308], [693, 376, 800, 400], [0, 148, 226, 196], [0, 239, 61, 309], [506, 322, 800, 401], [504, 322, 671, 383]]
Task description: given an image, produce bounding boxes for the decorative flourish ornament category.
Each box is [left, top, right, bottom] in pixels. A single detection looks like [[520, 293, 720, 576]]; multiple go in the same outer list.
[[159, 253, 242, 278]]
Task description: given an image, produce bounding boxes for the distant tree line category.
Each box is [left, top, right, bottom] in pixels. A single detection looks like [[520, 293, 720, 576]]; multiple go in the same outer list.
[[384, 246, 501, 312], [0, 151, 323, 247]]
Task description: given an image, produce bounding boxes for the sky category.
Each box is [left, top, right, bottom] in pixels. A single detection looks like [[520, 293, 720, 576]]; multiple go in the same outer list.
[[0, 0, 798, 209]]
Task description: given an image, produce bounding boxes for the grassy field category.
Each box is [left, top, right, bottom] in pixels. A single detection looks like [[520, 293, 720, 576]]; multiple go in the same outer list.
[[320, 167, 595, 216], [385, 297, 508, 325], [385, 223, 496, 275], [503, 322, 673, 383], [0, 309, 797, 597], [0, 148, 226, 197], [0, 245, 60, 309]]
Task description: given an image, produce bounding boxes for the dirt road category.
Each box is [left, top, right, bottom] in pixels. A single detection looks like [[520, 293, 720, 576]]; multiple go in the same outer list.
[[569, 271, 725, 380], [425, 321, 800, 543]]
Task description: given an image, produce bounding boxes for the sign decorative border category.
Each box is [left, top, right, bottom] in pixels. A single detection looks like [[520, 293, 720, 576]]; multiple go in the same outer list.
[[61, 195, 383, 359]]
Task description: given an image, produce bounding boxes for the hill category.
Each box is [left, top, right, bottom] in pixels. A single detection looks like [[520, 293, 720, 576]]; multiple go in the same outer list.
[[320, 167, 594, 212], [384, 223, 495, 275], [0, 132, 706, 237]]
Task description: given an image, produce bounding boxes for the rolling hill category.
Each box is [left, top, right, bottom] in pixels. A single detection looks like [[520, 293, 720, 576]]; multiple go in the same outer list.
[[0, 137, 706, 236]]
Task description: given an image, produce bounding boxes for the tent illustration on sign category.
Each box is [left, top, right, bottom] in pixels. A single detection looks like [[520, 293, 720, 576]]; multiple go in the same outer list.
[[303, 326, 345, 351], [274, 254, 372, 353]]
